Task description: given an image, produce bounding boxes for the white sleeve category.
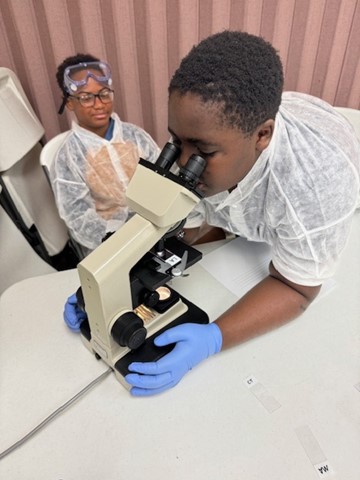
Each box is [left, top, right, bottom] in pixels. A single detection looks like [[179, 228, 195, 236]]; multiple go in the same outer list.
[[184, 201, 206, 229], [121, 122, 160, 164], [272, 212, 356, 286], [268, 94, 360, 285]]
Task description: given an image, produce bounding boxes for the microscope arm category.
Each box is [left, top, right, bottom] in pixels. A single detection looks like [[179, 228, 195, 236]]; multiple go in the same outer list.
[[77, 213, 167, 357]]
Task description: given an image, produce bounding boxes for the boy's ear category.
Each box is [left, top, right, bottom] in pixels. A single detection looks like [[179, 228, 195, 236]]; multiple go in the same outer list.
[[255, 119, 274, 152]]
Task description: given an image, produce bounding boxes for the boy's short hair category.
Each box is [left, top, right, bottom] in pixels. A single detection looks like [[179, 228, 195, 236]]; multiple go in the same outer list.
[[169, 31, 284, 135], [56, 53, 100, 97]]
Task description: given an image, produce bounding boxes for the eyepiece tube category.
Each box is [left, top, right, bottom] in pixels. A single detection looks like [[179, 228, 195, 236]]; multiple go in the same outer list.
[[155, 142, 180, 171], [179, 154, 206, 186]]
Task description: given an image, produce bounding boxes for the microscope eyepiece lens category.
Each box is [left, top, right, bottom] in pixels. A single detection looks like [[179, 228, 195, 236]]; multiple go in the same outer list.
[[179, 154, 206, 185], [155, 142, 180, 170]]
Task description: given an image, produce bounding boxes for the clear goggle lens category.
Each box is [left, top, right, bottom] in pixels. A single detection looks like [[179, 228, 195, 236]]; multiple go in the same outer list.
[[63, 61, 112, 93]]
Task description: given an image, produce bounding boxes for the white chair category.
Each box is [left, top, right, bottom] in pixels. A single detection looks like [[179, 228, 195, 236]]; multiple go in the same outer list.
[[0, 184, 55, 297], [40, 131, 70, 183], [40, 132, 87, 261], [334, 107, 360, 140], [0, 67, 74, 267]]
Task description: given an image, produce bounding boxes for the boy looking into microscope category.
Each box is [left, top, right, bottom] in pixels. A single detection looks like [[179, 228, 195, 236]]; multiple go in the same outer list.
[[64, 32, 360, 396]]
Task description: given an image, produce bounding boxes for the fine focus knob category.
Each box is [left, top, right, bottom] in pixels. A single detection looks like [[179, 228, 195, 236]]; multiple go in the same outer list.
[[143, 289, 160, 308], [111, 312, 147, 350]]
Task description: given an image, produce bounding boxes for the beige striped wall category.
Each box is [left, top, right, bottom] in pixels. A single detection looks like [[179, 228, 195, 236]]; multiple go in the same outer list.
[[1, 0, 359, 146]]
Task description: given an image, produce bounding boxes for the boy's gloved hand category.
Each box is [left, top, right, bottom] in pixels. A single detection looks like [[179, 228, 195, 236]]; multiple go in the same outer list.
[[125, 322, 222, 396], [63, 292, 87, 332]]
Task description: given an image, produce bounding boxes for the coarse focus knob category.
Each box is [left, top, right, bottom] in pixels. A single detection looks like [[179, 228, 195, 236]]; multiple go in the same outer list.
[[111, 312, 147, 350]]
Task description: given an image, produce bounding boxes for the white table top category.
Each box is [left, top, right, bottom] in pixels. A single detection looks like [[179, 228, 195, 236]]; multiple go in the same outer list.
[[1, 215, 359, 480]]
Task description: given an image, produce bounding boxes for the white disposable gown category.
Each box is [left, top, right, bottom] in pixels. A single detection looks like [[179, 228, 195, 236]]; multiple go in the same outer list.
[[185, 92, 360, 286], [50, 113, 160, 253]]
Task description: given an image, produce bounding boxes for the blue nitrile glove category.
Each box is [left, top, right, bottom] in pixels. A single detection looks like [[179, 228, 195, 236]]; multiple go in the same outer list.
[[63, 293, 87, 332], [125, 322, 222, 396]]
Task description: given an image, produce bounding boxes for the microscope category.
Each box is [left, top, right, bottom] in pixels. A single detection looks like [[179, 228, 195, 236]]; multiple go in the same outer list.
[[76, 143, 209, 389]]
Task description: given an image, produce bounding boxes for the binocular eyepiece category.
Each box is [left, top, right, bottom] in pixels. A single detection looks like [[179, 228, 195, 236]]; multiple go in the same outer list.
[[155, 142, 206, 188]]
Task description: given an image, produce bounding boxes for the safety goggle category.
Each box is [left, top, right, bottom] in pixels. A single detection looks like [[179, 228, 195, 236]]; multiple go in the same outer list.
[[63, 61, 112, 94]]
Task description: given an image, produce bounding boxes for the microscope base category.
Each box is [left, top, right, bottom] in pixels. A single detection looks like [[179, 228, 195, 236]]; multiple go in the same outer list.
[[114, 294, 209, 378], [80, 294, 208, 387]]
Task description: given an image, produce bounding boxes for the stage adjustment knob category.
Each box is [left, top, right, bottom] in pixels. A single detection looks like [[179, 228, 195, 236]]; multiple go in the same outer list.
[[111, 312, 147, 350]]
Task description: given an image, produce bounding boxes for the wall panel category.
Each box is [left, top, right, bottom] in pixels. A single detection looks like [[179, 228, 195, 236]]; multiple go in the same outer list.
[[1, 0, 359, 147]]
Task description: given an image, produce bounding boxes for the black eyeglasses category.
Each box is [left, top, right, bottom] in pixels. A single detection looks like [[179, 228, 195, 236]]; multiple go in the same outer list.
[[69, 88, 114, 108]]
